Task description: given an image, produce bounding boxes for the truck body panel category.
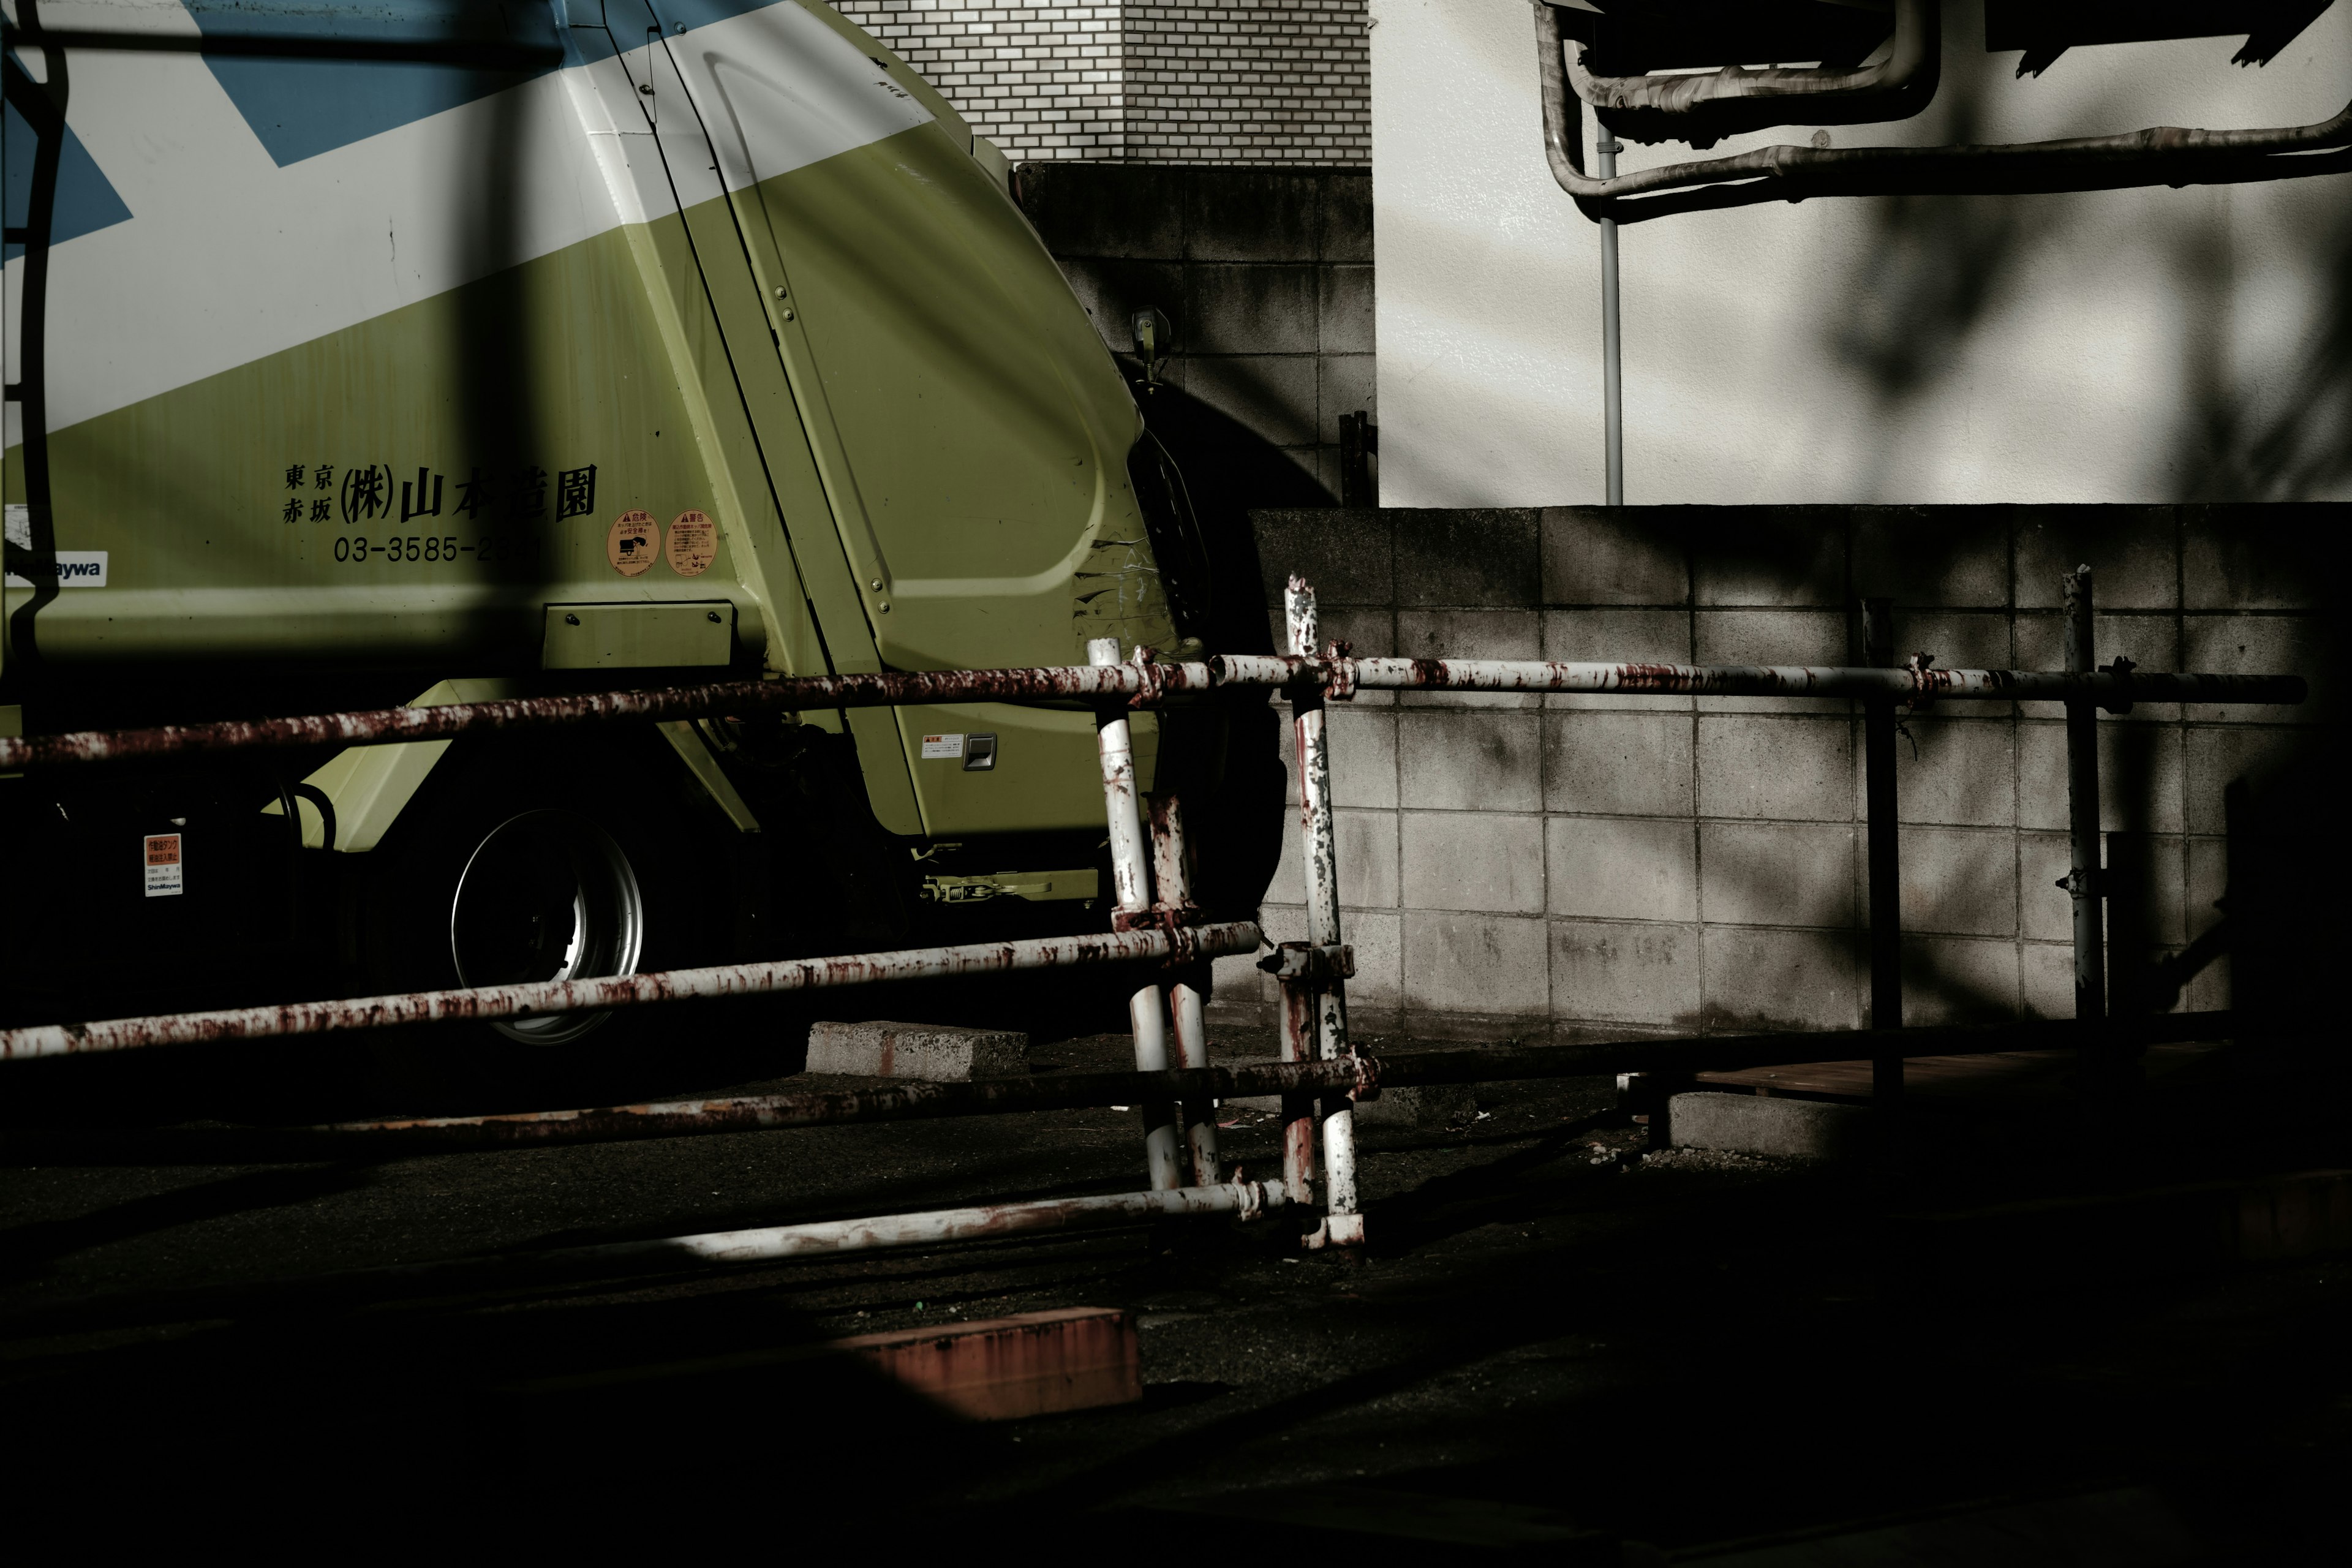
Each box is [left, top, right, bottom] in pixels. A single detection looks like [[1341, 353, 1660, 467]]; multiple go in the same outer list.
[[4, 0, 1180, 849]]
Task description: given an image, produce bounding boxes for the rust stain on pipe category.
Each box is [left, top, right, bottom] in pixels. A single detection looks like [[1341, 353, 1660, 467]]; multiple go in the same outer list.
[[0, 921, 1265, 1060], [0, 658, 2301, 772]]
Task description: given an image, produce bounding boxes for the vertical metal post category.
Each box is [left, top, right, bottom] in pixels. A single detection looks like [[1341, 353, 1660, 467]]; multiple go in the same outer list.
[[1287, 578, 1363, 1248], [1861, 598, 1902, 1120], [1089, 637, 1183, 1191], [1597, 135, 1624, 507], [2062, 568, 2108, 1097], [1278, 965, 1319, 1219], [1148, 795, 1221, 1186]]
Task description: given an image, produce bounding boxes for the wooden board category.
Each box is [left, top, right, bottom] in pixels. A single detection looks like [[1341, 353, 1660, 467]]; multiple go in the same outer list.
[[831, 1306, 1140, 1421]]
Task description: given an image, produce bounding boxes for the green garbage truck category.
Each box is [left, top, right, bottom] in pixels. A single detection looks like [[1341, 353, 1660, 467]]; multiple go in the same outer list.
[[1, 1, 1274, 1048]]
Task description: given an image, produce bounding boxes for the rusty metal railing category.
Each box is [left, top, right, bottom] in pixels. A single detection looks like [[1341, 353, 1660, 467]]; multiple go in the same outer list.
[[0, 565, 2311, 1273]]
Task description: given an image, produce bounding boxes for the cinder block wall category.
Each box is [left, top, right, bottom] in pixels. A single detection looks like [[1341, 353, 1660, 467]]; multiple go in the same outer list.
[[1016, 162, 1371, 497], [1208, 506, 2342, 1043]]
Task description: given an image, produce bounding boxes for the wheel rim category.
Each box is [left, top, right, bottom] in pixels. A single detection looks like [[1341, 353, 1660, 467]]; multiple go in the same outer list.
[[449, 810, 644, 1044]]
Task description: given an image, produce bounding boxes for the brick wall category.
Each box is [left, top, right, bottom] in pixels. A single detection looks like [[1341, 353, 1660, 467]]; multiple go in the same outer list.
[[1212, 506, 2342, 1043], [833, 1, 1371, 162]]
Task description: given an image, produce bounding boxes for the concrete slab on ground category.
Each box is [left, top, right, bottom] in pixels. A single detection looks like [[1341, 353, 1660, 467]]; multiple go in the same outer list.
[[807, 1020, 1028, 1080], [1670, 1090, 1869, 1160]]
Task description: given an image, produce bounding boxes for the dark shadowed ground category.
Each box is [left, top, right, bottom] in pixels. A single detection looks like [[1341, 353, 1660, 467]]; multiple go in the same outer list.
[[1, 1011, 2346, 1558]]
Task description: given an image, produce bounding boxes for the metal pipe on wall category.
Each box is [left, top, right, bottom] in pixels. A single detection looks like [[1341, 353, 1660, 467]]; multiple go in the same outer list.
[[2062, 569, 2108, 1096], [1597, 132, 1624, 506], [1203, 654, 2300, 707], [1556, 0, 1942, 145], [1531, 2, 2352, 225], [1861, 598, 1902, 1120]]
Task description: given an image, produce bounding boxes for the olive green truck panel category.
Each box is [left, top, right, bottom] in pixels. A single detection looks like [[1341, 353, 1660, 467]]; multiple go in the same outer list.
[[3, 1, 1179, 845]]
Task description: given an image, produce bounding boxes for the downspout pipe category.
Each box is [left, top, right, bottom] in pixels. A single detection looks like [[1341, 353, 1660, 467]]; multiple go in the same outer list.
[[1534, 3, 2352, 225], [1561, 0, 1942, 148], [1597, 134, 1624, 505]]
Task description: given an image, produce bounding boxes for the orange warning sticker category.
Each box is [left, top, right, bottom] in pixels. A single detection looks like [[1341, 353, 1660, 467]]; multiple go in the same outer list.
[[608, 510, 659, 577], [144, 832, 184, 898], [667, 510, 718, 577]]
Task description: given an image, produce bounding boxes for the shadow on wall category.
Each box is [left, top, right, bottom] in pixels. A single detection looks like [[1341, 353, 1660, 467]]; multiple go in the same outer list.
[[2177, 195, 2352, 501], [1240, 504, 2340, 1039], [1824, 23, 2352, 503], [1133, 372, 1333, 657]]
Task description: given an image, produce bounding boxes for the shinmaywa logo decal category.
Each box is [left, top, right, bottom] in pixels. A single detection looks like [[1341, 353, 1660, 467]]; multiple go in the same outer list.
[[4, 552, 110, 589]]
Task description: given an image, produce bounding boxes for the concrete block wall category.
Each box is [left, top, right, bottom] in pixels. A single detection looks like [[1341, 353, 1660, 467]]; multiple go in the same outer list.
[[1016, 162, 1371, 497], [1209, 505, 2342, 1043], [833, 1, 1370, 162]]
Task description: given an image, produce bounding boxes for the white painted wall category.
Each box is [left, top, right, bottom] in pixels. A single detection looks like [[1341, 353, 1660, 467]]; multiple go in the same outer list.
[[1370, 0, 2352, 506]]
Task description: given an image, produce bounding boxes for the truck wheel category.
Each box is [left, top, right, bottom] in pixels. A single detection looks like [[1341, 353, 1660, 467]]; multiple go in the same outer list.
[[447, 807, 645, 1045], [350, 731, 735, 1096]]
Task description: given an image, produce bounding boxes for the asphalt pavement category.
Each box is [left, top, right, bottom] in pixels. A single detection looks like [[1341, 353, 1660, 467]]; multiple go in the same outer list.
[[2, 1013, 2346, 1559]]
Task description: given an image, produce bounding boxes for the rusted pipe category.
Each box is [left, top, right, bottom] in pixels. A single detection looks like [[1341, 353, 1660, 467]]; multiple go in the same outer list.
[[1210, 654, 2304, 707], [0, 654, 2302, 772], [216, 1181, 1299, 1296], [1286, 578, 1363, 1248], [8, 1009, 2247, 1162], [0, 661, 1223, 772], [1556, 0, 1941, 148], [0, 920, 1266, 1061], [1534, 2, 2352, 224], [545, 1180, 1291, 1271], [340, 1006, 2248, 1147], [1148, 795, 1222, 1186], [1092, 637, 1184, 1192]]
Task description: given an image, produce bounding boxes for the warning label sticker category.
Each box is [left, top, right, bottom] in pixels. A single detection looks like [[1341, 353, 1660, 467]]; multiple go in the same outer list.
[[608, 510, 659, 577], [667, 510, 717, 577], [919, 733, 965, 760], [144, 833, 184, 898]]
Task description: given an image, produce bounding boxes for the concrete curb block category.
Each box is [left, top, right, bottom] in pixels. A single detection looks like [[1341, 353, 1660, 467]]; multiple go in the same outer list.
[[807, 1020, 1029, 1080], [1669, 1090, 1868, 1160]]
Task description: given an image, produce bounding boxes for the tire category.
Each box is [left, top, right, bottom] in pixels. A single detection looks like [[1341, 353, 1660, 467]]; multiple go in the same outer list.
[[349, 727, 741, 1104]]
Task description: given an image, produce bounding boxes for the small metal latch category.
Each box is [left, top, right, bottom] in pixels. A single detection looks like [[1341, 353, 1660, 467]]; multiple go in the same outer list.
[[1323, 640, 1357, 701], [2101, 655, 2137, 715], [1905, 650, 1938, 710], [2056, 867, 2102, 897], [1256, 941, 1355, 982], [1125, 647, 1168, 709]]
